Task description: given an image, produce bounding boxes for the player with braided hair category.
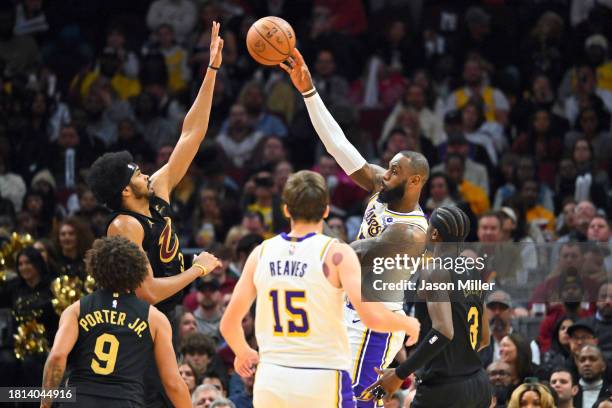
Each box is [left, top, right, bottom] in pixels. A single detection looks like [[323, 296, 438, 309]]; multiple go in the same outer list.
[[364, 206, 493, 408]]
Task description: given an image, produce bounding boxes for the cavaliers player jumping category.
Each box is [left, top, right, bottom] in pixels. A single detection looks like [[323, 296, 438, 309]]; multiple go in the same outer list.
[[363, 206, 492, 408], [41, 236, 192, 408], [88, 22, 224, 408], [281, 49, 429, 407]]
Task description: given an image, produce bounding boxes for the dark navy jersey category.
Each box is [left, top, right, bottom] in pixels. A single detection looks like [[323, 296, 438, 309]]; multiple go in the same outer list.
[[67, 290, 153, 405], [413, 262, 485, 382], [108, 196, 185, 315]]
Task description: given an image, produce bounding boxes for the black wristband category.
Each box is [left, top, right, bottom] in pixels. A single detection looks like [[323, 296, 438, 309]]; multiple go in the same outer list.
[[394, 328, 451, 380], [208, 64, 220, 71]]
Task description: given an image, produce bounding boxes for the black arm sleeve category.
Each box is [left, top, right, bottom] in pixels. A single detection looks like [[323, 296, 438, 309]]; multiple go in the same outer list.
[[395, 328, 452, 380]]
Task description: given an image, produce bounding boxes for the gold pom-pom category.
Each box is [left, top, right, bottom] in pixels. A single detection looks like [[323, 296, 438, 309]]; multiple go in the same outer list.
[[0, 233, 34, 278], [51, 275, 85, 315], [14, 319, 49, 360]]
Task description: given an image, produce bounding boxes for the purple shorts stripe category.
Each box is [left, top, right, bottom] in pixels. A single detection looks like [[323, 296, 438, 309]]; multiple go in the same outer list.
[[353, 331, 392, 408], [339, 370, 356, 408]]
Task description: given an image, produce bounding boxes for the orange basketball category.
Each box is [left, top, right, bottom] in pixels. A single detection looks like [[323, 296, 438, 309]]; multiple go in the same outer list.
[[246, 16, 296, 66]]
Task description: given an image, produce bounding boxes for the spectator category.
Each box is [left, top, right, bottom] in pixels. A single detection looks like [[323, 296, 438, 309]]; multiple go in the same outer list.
[[480, 291, 515, 367], [433, 132, 490, 195], [500, 332, 538, 385], [516, 179, 556, 233], [229, 373, 254, 408], [312, 49, 350, 108], [247, 136, 289, 172], [192, 383, 222, 408], [104, 24, 140, 79], [565, 107, 612, 168], [0, 247, 58, 386], [216, 104, 264, 170], [445, 153, 490, 216], [0, 153, 26, 213], [149, 24, 191, 95], [146, 0, 197, 44], [566, 320, 600, 379], [512, 109, 564, 187], [382, 83, 446, 146], [194, 278, 223, 343], [587, 216, 612, 271], [0, 6, 39, 78], [550, 367, 579, 408], [180, 332, 216, 380], [563, 65, 612, 128], [178, 359, 199, 394], [202, 373, 227, 397], [13, 0, 49, 38], [210, 399, 236, 408], [52, 216, 94, 282], [571, 138, 610, 209], [576, 283, 612, 364], [575, 345, 610, 408], [191, 187, 225, 248], [242, 170, 288, 236], [273, 160, 293, 195], [445, 57, 510, 125], [507, 382, 556, 408], [540, 318, 575, 377], [177, 310, 198, 341], [460, 100, 505, 167], [236, 81, 288, 138]]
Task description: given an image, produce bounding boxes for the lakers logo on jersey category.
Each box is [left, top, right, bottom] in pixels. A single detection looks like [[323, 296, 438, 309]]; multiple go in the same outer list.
[[158, 217, 179, 263], [363, 208, 382, 237]]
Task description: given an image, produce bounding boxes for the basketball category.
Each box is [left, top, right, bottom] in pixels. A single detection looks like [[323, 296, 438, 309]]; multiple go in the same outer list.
[[246, 16, 296, 66]]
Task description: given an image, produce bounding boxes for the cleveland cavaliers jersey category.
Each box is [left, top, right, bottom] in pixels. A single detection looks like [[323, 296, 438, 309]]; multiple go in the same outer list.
[[254, 232, 350, 371], [107, 196, 185, 315], [67, 290, 152, 405]]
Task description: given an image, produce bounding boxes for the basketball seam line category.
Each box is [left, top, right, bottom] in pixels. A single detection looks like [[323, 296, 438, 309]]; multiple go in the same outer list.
[[247, 41, 280, 64], [253, 23, 288, 57], [271, 18, 291, 53]]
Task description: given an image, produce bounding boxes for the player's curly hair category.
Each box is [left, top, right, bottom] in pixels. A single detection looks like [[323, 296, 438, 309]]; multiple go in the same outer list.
[[430, 206, 470, 242], [85, 236, 148, 293], [88, 151, 135, 211]]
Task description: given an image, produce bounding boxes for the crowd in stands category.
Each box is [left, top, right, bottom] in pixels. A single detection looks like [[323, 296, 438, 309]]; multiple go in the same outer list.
[[0, 0, 611, 407]]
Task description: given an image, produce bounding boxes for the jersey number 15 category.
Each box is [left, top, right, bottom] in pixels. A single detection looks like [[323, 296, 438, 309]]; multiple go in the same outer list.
[[269, 290, 310, 336]]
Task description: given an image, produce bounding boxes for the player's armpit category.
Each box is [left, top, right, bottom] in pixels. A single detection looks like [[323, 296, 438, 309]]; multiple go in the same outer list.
[[150, 307, 192, 408]]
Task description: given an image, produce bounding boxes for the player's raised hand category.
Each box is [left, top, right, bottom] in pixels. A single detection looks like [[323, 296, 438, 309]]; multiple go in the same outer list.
[[234, 347, 259, 378], [193, 251, 222, 276], [279, 48, 315, 93], [209, 21, 224, 69], [359, 367, 403, 402], [403, 316, 420, 347]]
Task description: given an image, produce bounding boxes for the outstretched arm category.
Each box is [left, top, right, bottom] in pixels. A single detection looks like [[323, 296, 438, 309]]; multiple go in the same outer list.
[[151, 22, 224, 201], [41, 302, 79, 408], [280, 49, 384, 192], [108, 216, 221, 305]]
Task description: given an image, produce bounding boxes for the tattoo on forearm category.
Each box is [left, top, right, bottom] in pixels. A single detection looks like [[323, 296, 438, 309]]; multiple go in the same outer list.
[[41, 358, 65, 407]]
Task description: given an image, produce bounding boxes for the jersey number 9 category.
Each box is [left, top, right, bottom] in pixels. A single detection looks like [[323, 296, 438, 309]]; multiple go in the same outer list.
[[91, 333, 120, 375], [269, 290, 310, 336]]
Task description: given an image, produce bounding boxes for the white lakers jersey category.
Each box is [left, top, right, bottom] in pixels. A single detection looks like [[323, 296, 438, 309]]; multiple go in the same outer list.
[[254, 232, 351, 371], [357, 193, 428, 240]]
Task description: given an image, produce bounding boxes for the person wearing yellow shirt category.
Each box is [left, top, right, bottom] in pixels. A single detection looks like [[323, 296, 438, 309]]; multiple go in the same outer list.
[[520, 179, 556, 232], [445, 57, 510, 125], [446, 153, 490, 216]]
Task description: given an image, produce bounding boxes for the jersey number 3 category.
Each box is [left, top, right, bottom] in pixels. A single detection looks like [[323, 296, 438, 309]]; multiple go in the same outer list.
[[91, 333, 120, 375], [269, 290, 310, 336], [467, 306, 479, 350]]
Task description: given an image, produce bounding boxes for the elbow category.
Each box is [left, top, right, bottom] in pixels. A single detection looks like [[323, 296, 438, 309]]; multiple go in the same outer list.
[[136, 284, 157, 305], [163, 375, 188, 396], [47, 350, 67, 367], [434, 323, 454, 341]]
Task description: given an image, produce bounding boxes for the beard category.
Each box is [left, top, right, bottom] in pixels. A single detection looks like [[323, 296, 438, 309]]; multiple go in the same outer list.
[[378, 182, 406, 205]]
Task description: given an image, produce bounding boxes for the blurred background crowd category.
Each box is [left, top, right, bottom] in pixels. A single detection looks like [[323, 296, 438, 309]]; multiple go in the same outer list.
[[0, 0, 611, 407]]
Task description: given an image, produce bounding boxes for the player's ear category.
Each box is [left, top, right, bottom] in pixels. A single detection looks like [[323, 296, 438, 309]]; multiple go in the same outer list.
[[322, 205, 330, 219], [122, 184, 131, 198], [283, 204, 291, 219]]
